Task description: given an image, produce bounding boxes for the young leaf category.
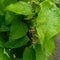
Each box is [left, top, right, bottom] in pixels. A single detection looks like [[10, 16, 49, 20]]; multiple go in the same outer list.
[[6, 1, 33, 15], [5, 36, 29, 48], [9, 20, 28, 40], [36, 0, 60, 43]]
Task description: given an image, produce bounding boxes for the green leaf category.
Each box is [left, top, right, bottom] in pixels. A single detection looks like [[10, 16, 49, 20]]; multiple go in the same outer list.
[[0, 0, 17, 15], [0, 15, 5, 25], [6, 1, 33, 15], [35, 44, 47, 60], [17, 58, 22, 60], [4, 54, 10, 60], [23, 0, 30, 2], [24, 14, 34, 20], [9, 20, 28, 40], [4, 0, 17, 6], [52, 0, 60, 3], [35, 0, 60, 56], [44, 39, 55, 55], [0, 36, 4, 47], [0, 47, 4, 60], [0, 0, 5, 15], [36, 0, 60, 42], [5, 36, 29, 48], [36, 27, 45, 45], [5, 12, 17, 25], [5, 11, 23, 25], [0, 25, 9, 32], [0, 15, 9, 32], [4, 49, 13, 60], [0, 47, 10, 60], [23, 47, 35, 60]]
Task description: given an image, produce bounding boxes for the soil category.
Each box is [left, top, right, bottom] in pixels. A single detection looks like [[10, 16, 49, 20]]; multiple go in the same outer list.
[[53, 33, 60, 60]]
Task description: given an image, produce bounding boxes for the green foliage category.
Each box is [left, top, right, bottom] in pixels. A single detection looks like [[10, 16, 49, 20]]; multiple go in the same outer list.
[[0, 48, 10, 60], [9, 20, 28, 40], [6, 1, 33, 15], [23, 47, 35, 60], [5, 36, 29, 48], [36, 0, 60, 55], [0, 0, 60, 60]]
